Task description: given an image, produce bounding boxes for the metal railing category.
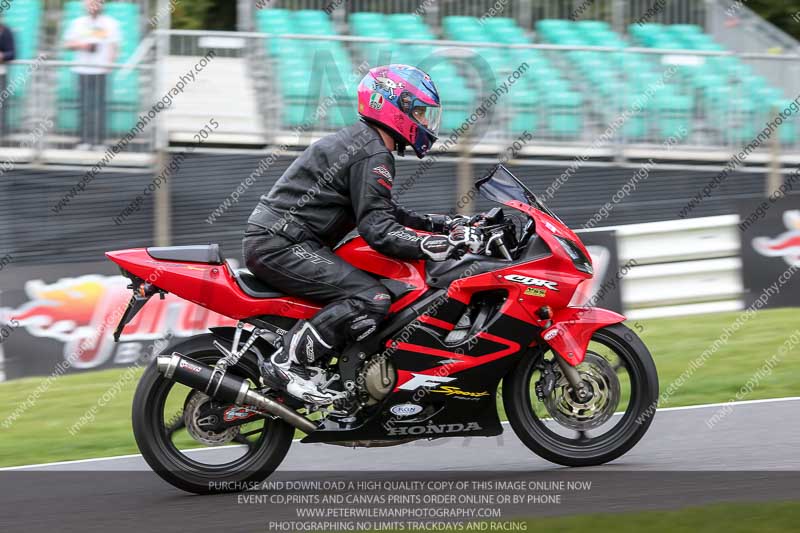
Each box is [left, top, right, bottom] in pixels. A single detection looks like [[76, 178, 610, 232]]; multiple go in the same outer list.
[[7, 29, 797, 162], [156, 30, 268, 144], [5, 3, 798, 164], [241, 0, 706, 32], [0, 59, 157, 160]]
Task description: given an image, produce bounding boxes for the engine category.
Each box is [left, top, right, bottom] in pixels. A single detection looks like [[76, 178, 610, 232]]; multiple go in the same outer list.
[[358, 356, 397, 405]]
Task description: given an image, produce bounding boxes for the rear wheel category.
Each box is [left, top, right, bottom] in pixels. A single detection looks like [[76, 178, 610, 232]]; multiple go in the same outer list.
[[132, 334, 294, 494], [503, 323, 658, 467]]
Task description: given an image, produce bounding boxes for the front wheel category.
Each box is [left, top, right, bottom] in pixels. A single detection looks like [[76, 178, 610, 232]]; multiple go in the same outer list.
[[132, 334, 294, 494], [503, 323, 658, 467]]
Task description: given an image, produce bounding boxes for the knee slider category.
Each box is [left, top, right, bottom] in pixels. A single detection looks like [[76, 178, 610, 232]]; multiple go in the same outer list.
[[356, 286, 392, 317], [349, 287, 392, 341]]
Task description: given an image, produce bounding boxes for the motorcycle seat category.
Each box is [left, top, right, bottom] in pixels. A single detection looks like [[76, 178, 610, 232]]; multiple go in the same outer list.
[[230, 266, 285, 299], [147, 244, 225, 265]]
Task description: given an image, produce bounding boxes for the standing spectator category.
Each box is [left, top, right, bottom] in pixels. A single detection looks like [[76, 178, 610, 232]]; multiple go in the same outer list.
[[0, 21, 15, 141], [64, 0, 119, 150]]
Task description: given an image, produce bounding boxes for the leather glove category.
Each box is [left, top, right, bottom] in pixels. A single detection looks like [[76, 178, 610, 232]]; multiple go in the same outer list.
[[449, 225, 484, 254], [420, 235, 454, 262], [445, 215, 471, 231]]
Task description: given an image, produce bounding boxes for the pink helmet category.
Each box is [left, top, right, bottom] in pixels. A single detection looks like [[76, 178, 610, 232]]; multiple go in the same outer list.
[[357, 64, 442, 158]]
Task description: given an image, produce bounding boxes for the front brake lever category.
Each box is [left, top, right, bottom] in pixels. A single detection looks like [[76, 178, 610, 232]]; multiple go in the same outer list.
[[486, 230, 512, 260]]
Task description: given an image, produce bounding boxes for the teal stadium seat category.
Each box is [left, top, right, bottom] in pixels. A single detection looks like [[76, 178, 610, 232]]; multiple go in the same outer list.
[[629, 22, 792, 146], [508, 86, 538, 135], [655, 91, 693, 140], [545, 91, 583, 138], [534, 19, 699, 142], [444, 16, 552, 137]]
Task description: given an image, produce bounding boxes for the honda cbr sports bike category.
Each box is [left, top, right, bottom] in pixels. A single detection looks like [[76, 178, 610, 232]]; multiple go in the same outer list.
[[107, 164, 658, 494]]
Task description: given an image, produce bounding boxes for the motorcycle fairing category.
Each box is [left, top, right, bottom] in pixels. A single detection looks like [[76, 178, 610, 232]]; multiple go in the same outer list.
[[302, 292, 534, 443], [541, 307, 626, 366], [300, 191, 619, 443], [334, 237, 428, 313], [301, 357, 512, 443]]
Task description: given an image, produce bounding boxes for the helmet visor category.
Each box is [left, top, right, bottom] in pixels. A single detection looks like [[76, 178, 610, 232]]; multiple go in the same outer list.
[[412, 103, 442, 136]]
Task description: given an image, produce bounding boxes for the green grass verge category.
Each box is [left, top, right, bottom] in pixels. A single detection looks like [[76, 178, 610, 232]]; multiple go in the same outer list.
[[357, 500, 800, 533], [1, 307, 798, 467]]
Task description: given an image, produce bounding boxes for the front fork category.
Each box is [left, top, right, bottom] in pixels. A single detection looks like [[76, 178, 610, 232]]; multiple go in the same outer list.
[[534, 346, 593, 403], [555, 354, 594, 403], [534, 306, 627, 402], [537, 316, 594, 403]]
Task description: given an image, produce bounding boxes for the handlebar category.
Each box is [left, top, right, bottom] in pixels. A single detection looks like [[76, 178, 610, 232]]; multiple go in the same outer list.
[[452, 207, 518, 261], [480, 226, 513, 260]]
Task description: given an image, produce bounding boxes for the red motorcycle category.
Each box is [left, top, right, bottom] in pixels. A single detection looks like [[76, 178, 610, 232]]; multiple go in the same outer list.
[[108, 164, 658, 494]]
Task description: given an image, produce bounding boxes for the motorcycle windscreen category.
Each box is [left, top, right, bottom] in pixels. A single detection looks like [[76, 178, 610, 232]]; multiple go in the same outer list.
[[476, 164, 562, 222]]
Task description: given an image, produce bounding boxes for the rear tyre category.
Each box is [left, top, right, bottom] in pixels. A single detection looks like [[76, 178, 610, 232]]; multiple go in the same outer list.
[[132, 334, 294, 494], [503, 323, 658, 467]]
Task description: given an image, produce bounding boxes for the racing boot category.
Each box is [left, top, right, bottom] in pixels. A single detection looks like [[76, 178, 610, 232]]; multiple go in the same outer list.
[[260, 320, 336, 405]]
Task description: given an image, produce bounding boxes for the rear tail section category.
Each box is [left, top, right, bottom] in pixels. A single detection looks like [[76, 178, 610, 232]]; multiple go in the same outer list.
[[105, 249, 172, 341], [105, 246, 320, 328]]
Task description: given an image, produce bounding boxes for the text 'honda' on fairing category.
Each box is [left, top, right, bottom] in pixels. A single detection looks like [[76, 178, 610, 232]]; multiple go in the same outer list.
[[106, 164, 658, 494]]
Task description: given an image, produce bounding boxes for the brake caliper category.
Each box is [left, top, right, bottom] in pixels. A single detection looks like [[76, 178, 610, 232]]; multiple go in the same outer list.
[[535, 360, 558, 401]]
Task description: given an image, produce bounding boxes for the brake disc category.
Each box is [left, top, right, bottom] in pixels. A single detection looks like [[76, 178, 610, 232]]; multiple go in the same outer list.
[[183, 391, 240, 446], [543, 352, 621, 431]]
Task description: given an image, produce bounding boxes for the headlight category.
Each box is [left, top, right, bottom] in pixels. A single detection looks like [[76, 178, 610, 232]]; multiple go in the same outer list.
[[554, 236, 593, 275]]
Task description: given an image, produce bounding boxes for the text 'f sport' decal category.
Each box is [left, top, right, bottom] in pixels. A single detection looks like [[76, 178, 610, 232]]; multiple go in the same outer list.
[[398, 373, 455, 391], [504, 274, 559, 291]]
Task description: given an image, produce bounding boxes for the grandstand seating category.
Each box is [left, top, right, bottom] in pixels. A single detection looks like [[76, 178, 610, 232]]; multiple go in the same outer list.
[[250, 7, 795, 148], [56, 1, 141, 136], [530, 19, 798, 145], [256, 9, 488, 133], [2, 0, 43, 131], [256, 8, 357, 128], [629, 23, 797, 144], [256, 10, 596, 139], [443, 15, 584, 138], [536, 19, 693, 143]]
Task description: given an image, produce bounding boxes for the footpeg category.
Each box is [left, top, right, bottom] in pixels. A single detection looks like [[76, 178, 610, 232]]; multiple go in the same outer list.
[[260, 359, 342, 407]]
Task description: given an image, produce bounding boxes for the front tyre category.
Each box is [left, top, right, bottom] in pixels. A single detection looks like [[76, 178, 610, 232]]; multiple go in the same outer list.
[[132, 334, 294, 494], [503, 323, 658, 467]]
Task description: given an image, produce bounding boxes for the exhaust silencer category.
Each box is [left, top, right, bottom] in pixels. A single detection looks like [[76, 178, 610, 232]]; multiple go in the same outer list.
[[156, 353, 317, 434]]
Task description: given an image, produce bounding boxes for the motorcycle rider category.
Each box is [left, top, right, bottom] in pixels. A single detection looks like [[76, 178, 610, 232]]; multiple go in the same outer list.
[[243, 64, 482, 405]]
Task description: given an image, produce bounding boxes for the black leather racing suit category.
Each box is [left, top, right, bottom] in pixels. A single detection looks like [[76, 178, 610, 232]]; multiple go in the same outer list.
[[243, 121, 448, 352]]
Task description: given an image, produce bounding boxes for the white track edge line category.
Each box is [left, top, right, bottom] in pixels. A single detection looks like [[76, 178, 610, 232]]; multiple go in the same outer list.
[[2, 396, 799, 471]]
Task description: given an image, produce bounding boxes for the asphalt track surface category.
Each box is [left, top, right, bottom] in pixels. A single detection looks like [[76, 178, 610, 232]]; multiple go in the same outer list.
[[2, 398, 799, 532]]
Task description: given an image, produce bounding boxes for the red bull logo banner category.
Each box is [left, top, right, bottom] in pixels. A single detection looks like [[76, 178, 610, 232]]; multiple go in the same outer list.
[[739, 199, 800, 309], [0, 265, 237, 381], [752, 210, 800, 267]]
